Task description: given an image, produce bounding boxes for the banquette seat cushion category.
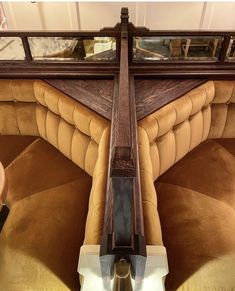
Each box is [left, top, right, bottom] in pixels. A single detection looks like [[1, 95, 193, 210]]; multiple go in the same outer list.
[[157, 139, 235, 290], [0, 136, 37, 168], [138, 80, 235, 290], [0, 80, 110, 290]]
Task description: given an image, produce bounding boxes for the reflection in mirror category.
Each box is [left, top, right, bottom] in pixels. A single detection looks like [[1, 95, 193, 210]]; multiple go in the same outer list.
[[28, 37, 116, 61], [226, 37, 235, 61], [0, 37, 25, 60], [133, 36, 223, 61]]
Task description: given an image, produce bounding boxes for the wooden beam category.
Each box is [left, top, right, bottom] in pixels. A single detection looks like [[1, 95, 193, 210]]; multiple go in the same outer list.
[[100, 8, 146, 291]]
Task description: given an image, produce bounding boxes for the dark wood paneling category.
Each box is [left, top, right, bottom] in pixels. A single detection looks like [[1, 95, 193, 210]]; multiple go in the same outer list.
[[44, 79, 114, 120], [135, 78, 207, 120]]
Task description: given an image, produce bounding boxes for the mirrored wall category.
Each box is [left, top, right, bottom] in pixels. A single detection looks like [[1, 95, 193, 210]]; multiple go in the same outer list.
[[226, 36, 235, 61], [28, 36, 117, 61], [0, 37, 25, 60], [133, 36, 223, 61]]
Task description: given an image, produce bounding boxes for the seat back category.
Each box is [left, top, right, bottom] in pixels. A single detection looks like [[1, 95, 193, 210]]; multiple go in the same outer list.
[[138, 80, 235, 245], [0, 79, 111, 244], [0, 79, 109, 177]]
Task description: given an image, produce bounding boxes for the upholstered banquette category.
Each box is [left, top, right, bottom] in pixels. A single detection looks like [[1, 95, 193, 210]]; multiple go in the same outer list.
[[0, 80, 110, 290], [138, 80, 235, 290]]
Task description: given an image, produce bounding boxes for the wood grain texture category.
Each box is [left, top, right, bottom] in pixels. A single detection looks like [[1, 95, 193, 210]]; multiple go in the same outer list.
[[135, 78, 207, 120], [101, 9, 146, 261], [44, 79, 114, 120]]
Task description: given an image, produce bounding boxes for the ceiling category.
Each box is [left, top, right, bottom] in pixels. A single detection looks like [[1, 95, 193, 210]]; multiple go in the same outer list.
[[1, 1, 235, 31]]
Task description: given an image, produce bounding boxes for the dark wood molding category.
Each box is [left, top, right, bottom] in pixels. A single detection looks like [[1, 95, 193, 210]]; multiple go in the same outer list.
[[44, 79, 114, 120], [135, 79, 207, 120], [0, 30, 120, 37], [100, 9, 146, 290], [0, 63, 119, 78], [130, 64, 235, 79], [130, 28, 235, 36]]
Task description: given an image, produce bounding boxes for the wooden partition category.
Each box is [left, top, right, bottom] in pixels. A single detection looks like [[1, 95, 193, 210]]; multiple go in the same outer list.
[[100, 8, 146, 291]]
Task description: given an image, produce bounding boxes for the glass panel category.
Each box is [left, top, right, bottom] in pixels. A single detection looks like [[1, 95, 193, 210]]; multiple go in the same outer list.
[[28, 36, 116, 61], [133, 36, 223, 61], [226, 36, 235, 61], [0, 37, 25, 60]]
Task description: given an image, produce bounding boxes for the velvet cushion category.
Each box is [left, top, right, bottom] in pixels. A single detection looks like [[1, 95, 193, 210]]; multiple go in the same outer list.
[[0, 135, 36, 168], [155, 139, 235, 290], [215, 138, 235, 157], [0, 137, 92, 290], [0, 179, 91, 291], [5, 138, 91, 207]]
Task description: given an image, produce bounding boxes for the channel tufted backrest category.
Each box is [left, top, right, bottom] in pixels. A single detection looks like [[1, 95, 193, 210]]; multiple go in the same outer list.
[[138, 80, 235, 245], [0, 79, 109, 178], [209, 80, 235, 139], [138, 81, 214, 181], [34, 80, 109, 177]]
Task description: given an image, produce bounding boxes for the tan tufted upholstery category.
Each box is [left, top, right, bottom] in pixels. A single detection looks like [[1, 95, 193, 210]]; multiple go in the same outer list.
[[0, 80, 110, 290], [138, 80, 235, 290], [0, 79, 110, 245], [139, 81, 214, 180], [138, 80, 235, 244], [0, 79, 109, 177], [138, 81, 214, 244], [209, 80, 235, 138]]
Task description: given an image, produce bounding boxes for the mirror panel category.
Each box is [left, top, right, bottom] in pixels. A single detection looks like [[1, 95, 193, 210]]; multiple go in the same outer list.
[[133, 36, 223, 61], [226, 36, 235, 61], [28, 36, 117, 61], [0, 37, 25, 60]]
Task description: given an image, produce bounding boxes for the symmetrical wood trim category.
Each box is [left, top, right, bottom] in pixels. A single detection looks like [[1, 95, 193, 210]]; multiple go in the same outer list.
[[0, 63, 119, 78]]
